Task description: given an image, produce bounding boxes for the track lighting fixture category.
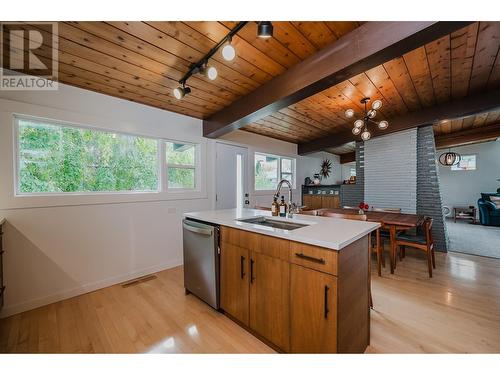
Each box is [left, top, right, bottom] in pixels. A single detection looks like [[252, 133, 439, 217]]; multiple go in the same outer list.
[[257, 22, 273, 38], [221, 38, 236, 61], [174, 21, 274, 99], [173, 84, 191, 100]]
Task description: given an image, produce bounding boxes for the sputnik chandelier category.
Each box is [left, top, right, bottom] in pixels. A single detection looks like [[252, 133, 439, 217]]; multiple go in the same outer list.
[[173, 22, 274, 100], [344, 97, 389, 141]]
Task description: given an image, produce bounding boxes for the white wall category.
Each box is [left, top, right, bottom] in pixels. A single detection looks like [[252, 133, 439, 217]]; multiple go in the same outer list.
[[364, 129, 418, 213], [0, 84, 214, 317], [0, 83, 329, 317], [439, 140, 500, 209]]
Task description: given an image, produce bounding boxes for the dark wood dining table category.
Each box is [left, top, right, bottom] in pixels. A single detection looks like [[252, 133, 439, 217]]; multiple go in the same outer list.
[[314, 208, 425, 273]]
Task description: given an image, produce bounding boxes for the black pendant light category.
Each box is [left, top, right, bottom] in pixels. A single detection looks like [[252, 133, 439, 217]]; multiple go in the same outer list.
[[257, 22, 273, 38], [438, 149, 461, 166]]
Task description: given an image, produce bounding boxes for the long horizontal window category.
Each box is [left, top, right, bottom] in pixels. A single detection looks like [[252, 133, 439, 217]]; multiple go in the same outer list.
[[16, 117, 159, 194], [254, 152, 296, 190]]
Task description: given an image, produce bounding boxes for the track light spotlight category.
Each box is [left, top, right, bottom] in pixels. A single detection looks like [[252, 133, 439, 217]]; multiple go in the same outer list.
[[173, 84, 191, 100], [201, 64, 218, 80], [257, 22, 273, 38], [222, 38, 236, 61]]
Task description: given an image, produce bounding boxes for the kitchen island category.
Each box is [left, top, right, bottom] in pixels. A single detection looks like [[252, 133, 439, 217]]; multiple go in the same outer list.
[[184, 208, 379, 353]]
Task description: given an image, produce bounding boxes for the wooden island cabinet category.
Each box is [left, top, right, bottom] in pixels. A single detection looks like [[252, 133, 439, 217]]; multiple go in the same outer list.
[[220, 225, 369, 353]]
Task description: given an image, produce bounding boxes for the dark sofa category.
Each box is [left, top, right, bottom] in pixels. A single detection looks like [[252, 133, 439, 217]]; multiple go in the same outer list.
[[478, 193, 500, 226]]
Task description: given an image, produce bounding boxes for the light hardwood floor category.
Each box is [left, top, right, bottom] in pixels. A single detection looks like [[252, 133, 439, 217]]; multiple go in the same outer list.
[[1, 250, 499, 353]]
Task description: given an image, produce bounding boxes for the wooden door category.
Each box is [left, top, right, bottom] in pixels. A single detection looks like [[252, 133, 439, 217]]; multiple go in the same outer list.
[[322, 195, 340, 209], [290, 264, 338, 353], [249, 251, 290, 351], [220, 242, 249, 325]]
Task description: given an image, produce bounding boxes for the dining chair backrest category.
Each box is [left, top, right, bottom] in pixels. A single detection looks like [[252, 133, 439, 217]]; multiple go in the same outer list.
[[301, 210, 318, 216], [321, 211, 367, 221], [424, 217, 434, 246], [254, 205, 271, 211], [372, 207, 402, 213]]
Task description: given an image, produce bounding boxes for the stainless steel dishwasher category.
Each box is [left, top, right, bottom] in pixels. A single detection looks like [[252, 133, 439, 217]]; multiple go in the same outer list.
[[182, 218, 220, 309]]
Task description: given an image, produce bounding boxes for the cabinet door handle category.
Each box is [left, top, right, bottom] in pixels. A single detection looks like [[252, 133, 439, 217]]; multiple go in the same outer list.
[[295, 252, 326, 264], [240, 256, 246, 279], [324, 285, 330, 319], [250, 258, 255, 283]]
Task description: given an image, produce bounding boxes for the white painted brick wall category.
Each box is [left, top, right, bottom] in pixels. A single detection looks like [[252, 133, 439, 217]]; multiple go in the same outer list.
[[364, 129, 417, 213]]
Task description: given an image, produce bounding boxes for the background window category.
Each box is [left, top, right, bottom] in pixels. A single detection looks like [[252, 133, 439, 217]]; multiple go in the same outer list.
[[255, 152, 295, 190], [165, 141, 197, 189], [451, 155, 476, 171], [17, 117, 159, 194]]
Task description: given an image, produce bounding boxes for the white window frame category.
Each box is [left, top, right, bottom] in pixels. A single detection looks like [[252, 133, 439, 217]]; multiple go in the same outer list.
[[164, 140, 200, 192], [13, 115, 202, 197], [254, 152, 296, 191]]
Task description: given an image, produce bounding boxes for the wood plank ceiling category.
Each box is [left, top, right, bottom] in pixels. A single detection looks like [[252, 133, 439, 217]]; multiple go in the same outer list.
[[28, 21, 361, 119], [243, 22, 500, 146], [16, 21, 500, 152]]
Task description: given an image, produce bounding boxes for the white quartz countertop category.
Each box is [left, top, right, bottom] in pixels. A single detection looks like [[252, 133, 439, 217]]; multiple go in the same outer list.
[[184, 208, 380, 251]]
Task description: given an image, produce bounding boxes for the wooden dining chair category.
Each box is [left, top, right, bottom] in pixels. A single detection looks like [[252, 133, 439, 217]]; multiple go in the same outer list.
[[372, 207, 402, 213], [370, 207, 405, 274], [254, 205, 271, 211], [320, 211, 373, 308], [320, 212, 367, 221], [300, 209, 318, 216], [394, 217, 436, 277]]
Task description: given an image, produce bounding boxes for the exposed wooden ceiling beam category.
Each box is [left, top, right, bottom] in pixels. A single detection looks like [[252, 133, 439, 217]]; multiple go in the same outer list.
[[435, 122, 500, 149], [203, 21, 473, 139], [340, 152, 356, 164], [298, 88, 500, 155]]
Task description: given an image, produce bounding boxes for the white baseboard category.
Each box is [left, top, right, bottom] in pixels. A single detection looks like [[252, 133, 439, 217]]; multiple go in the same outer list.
[[0, 260, 183, 318]]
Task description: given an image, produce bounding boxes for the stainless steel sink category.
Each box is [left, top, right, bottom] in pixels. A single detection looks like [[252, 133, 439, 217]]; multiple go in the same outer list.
[[236, 216, 309, 230]]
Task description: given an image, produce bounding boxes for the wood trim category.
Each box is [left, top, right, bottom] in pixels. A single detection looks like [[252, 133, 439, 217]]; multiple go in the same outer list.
[[203, 22, 473, 138], [340, 152, 356, 164], [435, 122, 500, 148], [298, 88, 500, 154]]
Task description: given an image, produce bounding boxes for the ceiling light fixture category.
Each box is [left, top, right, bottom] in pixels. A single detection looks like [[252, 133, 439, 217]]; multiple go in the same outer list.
[[173, 21, 273, 100], [345, 97, 389, 142], [372, 99, 383, 110], [352, 127, 362, 135], [173, 84, 191, 100], [257, 22, 273, 38], [221, 38, 236, 61], [439, 149, 461, 166], [202, 65, 218, 80], [345, 108, 354, 118]]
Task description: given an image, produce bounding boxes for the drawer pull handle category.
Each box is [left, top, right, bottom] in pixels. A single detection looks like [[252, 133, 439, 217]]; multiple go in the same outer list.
[[240, 256, 246, 279], [250, 258, 255, 283], [324, 285, 330, 319], [295, 252, 326, 264]]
